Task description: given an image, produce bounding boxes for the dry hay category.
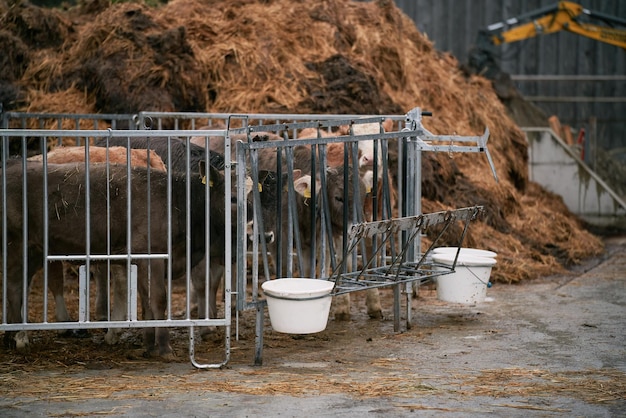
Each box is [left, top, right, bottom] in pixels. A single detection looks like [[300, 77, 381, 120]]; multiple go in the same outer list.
[[458, 367, 626, 404], [0, 0, 606, 282], [1, 359, 623, 405]]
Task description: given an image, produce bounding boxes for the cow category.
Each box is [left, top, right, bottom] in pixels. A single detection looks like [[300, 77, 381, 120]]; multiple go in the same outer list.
[[354, 120, 397, 222], [27, 146, 167, 172], [92, 136, 253, 342], [1, 159, 226, 358], [298, 121, 397, 221], [189, 132, 302, 335], [255, 145, 366, 269], [329, 121, 397, 321], [197, 123, 393, 321], [190, 127, 282, 150], [93, 136, 225, 172], [24, 146, 167, 342], [337, 119, 395, 170], [275, 129, 390, 321]]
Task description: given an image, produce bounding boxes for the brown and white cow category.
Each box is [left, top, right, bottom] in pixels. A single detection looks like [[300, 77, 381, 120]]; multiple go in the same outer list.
[[290, 124, 398, 320], [251, 140, 382, 320]]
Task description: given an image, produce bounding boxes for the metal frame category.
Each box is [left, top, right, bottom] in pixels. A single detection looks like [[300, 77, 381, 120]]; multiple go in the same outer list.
[[0, 107, 497, 368], [1, 128, 234, 369]]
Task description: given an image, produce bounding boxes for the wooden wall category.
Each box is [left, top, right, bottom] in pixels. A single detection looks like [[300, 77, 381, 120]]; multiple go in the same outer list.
[[392, 0, 626, 155]]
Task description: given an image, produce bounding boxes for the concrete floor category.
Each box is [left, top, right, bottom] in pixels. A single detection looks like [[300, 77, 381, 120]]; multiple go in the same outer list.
[[1, 237, 624, 417]]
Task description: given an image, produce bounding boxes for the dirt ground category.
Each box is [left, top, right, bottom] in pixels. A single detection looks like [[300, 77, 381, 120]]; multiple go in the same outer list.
[[0, 236, 624, 417]]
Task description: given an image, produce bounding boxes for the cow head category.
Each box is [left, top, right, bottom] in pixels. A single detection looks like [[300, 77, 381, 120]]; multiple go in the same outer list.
[[294, 166, 366, 233], [353, 118, 394, 169], [247, 169, 307, 246]]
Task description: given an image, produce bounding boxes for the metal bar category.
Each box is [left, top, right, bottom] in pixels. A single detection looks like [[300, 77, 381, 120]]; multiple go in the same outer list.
[[83, 139, 92, 322], [104, 137, 113, 321], [45, 254, 169, 261], [1, 318, 231, 331], [42, 138, 50, 323], [524, 96, 626, 102], [21, 139, 28, 326], [1, 135, 7, 324], [510, 75, 626, 81]]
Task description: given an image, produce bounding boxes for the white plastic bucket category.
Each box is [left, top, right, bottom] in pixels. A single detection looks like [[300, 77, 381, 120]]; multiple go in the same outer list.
[[432, 253, 496, 304], [261, 278, 334, 334], [432, 247, 497, 258]]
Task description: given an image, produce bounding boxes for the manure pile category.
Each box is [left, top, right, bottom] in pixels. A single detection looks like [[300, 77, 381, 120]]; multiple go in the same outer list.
[[0, 0, 603, 282]]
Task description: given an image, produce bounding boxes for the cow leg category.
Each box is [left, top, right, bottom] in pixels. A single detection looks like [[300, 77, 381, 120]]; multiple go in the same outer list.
[[93, 264, 109, 322], [50, 261, 71, 323], [137, 260, 155, 354], [4, 245, 41, 349], [51, 261, 90, 338], [365, 288, 383, 319], [333, 287, 382, 321], [300, 245, 315, 278], [330, 236, 352, 320], [101, 265, 127, 345], [330, 236, 382, 320], [4, 258, 26, 348], [334, 293, 352, 321], [190, 257, 221, 340], [137, 260, 172, 358]]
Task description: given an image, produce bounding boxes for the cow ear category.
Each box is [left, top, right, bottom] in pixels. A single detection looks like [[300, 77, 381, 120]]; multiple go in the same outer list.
[[292, 169, 302, 181], [199, 161, 216, 186], [382, 118, 393, 132], [198, 160, 206, 179], [293, 175, 312, 198], [362, 170, 374, 194]]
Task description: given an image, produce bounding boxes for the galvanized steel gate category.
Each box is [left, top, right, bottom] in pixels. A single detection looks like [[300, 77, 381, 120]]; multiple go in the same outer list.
[[0, 108, 496, 367]]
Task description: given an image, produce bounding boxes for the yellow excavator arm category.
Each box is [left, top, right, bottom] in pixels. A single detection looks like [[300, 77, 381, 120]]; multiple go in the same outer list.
[[486, 1, 626, 49]]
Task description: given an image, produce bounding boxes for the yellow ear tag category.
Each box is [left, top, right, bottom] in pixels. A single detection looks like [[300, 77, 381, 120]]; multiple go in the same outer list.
[[201, 176, 213, 187], [366, 186, 372, 193], [258, 183, 263, 192], [303, 187, 311, 199]]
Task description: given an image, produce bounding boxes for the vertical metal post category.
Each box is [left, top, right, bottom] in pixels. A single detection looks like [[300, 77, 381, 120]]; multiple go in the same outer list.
[[1, 135, 7, 324], [408, 124, 422, 330], [254, 300, 265, 366], [224, 119, 233, 359], [128, 264, 137, 321], [84, 140, 91, 321], [402, 108, 424, 331], [21, 139, 28, 325], [79, 266, 88, 322], [42, 137, 49, 323]]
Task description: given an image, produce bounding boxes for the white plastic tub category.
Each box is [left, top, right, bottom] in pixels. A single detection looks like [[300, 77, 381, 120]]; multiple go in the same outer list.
[[432, 247, 497, 258], [432, 253, 497, 304], [261, 278, 334, 334]]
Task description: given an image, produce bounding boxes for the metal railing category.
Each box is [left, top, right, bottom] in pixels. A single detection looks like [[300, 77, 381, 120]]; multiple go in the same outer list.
[[0, 107, 498, 367], [1, 128, 235, 368]]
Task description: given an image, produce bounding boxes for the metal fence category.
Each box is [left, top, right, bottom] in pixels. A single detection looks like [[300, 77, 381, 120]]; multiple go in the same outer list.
[[1, 108, 495, 367]]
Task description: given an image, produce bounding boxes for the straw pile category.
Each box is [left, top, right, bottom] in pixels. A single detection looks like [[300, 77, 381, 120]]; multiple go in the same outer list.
[[0, 0, 604, 282]]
